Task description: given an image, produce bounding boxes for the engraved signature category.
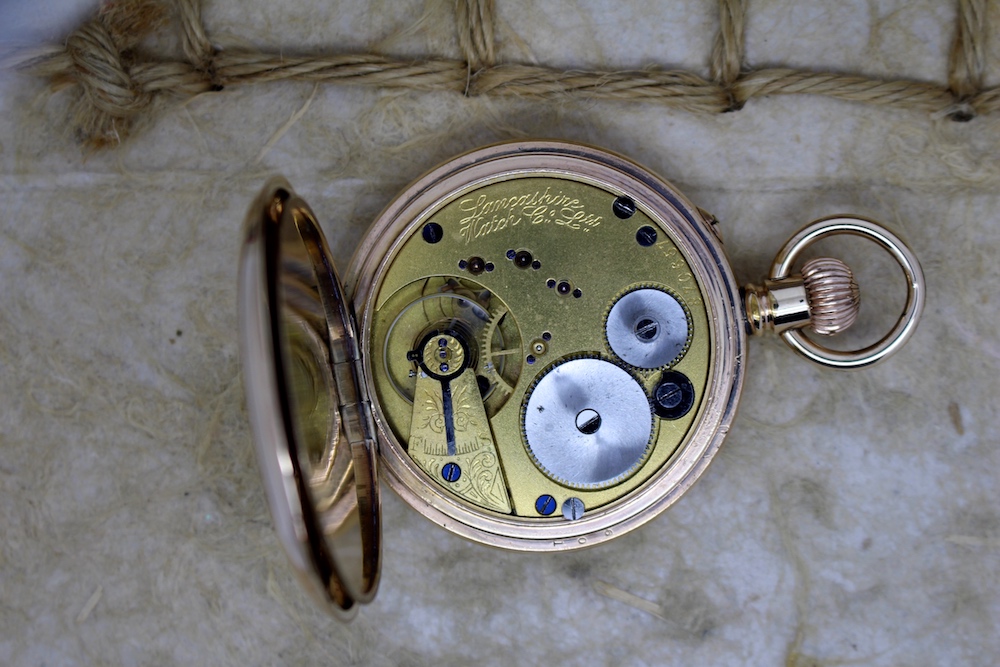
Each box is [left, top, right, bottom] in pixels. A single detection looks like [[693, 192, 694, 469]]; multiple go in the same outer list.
[[457, 187, 603, 243]]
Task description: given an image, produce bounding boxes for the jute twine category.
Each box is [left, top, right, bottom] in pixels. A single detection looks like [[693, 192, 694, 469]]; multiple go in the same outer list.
[[16, 0, 999, 148]]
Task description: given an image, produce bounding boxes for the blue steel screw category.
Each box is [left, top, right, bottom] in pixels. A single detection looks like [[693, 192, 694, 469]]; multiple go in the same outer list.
[[422, 222, 443, 244], [535, 494, 557, 515], [636, 226, 657, 247], [613, 196, 636, 219], [442, 462, 461, 483]]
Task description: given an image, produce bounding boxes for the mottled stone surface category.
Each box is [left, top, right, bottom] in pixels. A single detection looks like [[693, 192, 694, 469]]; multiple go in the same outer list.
[[1, 1, 998, 665]]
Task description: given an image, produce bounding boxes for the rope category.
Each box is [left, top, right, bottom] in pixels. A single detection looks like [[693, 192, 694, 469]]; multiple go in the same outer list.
[[455, 0, 497, 73], [18, 0, 999, 148], [948, 0, 989, 120], [47, 0, 168, 146], [733, 69, 956, 112], [709, 0, 746, 110]]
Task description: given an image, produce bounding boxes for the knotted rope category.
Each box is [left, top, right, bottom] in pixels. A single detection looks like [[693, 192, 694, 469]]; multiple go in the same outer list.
[[25, 0, 171, 145], [17, 0, 998, 148]]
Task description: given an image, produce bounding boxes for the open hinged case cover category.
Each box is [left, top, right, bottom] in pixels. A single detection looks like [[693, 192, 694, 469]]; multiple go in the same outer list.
[[239, 179, 381, 618]]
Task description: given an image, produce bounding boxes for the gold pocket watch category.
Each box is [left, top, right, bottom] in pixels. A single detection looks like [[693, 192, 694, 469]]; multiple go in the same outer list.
[[238, 141, 924, 617]]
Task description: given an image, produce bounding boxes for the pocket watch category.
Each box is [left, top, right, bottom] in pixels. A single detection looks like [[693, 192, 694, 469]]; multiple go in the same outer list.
[[238, 141, 924, 618]]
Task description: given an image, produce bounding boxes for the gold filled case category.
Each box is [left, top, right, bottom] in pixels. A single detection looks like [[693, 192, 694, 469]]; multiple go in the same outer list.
[[238, 141, 924, 616]]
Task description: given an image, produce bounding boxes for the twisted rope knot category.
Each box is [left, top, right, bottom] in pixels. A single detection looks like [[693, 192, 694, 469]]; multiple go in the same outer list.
[[62, 0, 168, 146], [66, 20, 150, 117]]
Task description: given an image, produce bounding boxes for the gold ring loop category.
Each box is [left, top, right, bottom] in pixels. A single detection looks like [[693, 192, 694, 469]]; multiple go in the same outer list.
[[769, 216, 925, 369]]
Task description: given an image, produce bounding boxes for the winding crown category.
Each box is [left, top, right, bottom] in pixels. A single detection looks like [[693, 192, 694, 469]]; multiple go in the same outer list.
[[801, 257, 861, 336]]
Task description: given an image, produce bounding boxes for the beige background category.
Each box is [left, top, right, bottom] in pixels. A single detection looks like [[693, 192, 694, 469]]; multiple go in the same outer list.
[[2, 1, 998, 665]]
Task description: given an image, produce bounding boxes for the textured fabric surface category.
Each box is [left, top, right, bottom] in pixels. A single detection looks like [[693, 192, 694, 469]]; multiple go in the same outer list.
[[2, 1, 999, 665]]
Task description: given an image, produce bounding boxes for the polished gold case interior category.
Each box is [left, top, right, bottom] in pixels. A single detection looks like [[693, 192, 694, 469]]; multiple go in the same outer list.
[[347, 142, 746, 551], [239, 183, 381, 619]]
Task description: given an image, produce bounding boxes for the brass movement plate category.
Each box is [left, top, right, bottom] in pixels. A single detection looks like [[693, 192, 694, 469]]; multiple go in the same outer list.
[[368, 175, 710, 518]]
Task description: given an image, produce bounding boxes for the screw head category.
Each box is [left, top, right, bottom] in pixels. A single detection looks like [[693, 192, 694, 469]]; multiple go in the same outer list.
[[653, 370, 694, 419], [634, 317, 659, 341], [613, 196, 636, 219], [535, 494, 557, 515], [422, 222, 444, 243], [655, 383, 682, 408], [562, 497, 585, 521], [636, 225, 657, 247], [441, 462, 461, 483], [575, 409, 602, 434]]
